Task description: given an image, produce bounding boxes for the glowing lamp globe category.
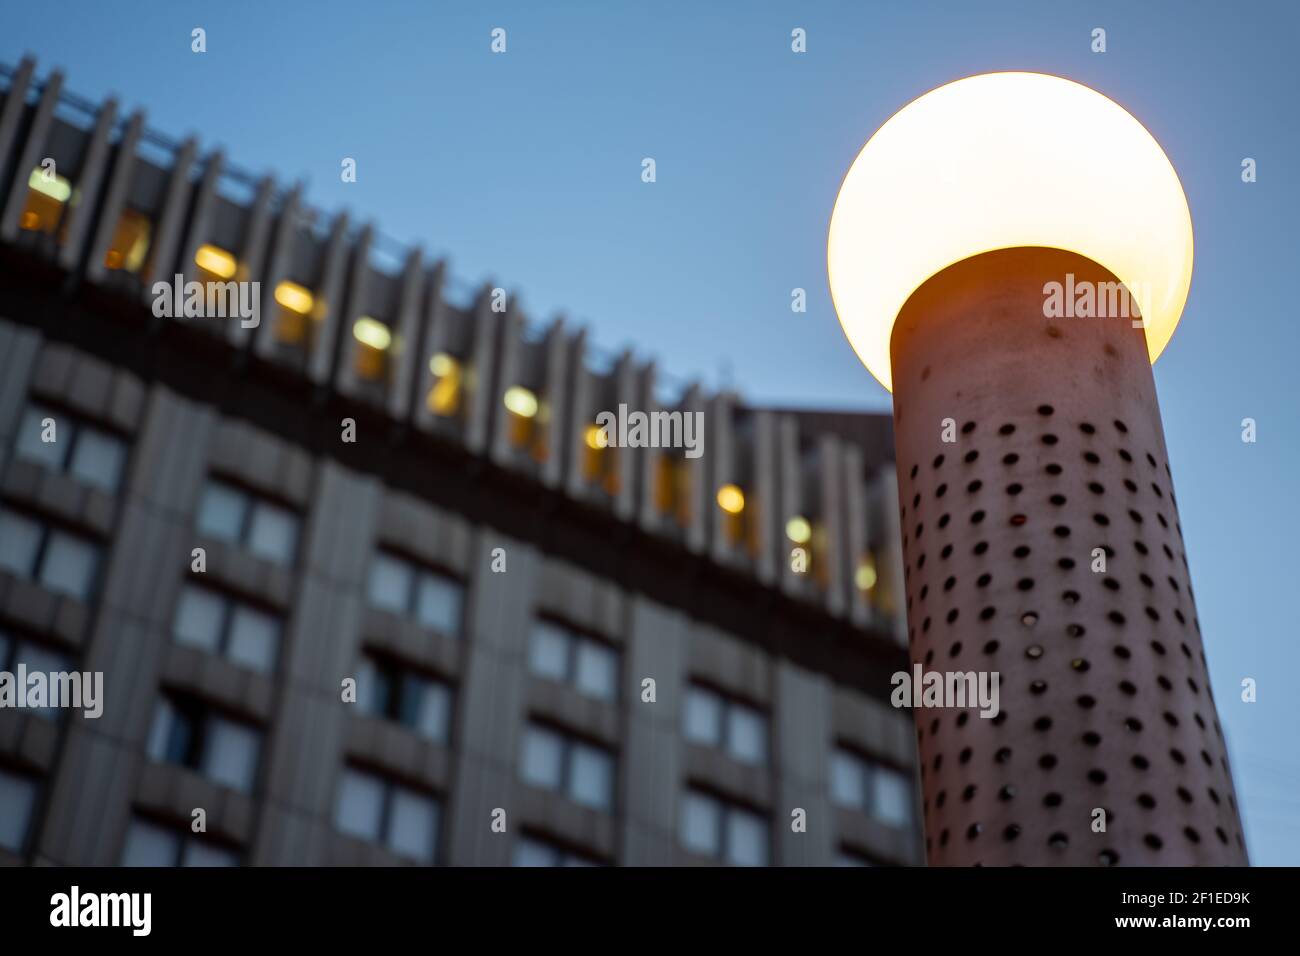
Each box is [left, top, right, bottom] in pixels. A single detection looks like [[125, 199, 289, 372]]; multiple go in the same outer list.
[[827, 72, 1194, 392]]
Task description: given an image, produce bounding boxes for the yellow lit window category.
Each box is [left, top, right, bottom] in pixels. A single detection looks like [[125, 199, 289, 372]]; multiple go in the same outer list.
[[716, 483, 747, 546], [20, 166, 72, 235], [855, 554, 878, 594], [426, 352, 463, 417], [503, 386, 544, 458], [582, 422, 619, 494], [103, 209, 152, 272], [194, 243, 238, 282], [352, 316, 392, 381], [273, 280, 315, 345], [785, 516, 812, 545]]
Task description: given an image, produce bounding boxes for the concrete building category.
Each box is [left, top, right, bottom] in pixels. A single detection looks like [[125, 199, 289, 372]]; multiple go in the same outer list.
[[0, 58, 920, 867]]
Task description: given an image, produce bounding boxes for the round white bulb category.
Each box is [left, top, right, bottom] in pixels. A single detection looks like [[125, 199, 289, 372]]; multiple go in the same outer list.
[[827, 72, 1194, 392]]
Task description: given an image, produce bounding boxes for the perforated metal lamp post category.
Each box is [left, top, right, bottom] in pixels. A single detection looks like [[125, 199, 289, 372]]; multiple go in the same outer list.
[[828, 73, 1247, 866]]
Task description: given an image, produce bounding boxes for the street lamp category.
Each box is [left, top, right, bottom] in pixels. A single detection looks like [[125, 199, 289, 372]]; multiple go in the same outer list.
[[829, 72, 1246, 865]]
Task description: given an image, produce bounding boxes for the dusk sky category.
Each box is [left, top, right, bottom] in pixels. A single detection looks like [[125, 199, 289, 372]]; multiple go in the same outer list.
[[4, 1, 1297, 863]]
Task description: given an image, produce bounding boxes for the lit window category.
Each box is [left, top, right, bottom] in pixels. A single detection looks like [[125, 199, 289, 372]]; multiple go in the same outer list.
[[172, 584, 281, 674], [0, 507, 100, 601], [786, 516, 812, 545], [196, 479, 299, 568], [19, 165, 71, 235], [355, 652, 454, 744], [365, 550, 463, 637], [682, 684, 768, 767], [0, 768, 39, 854], [582, 422, 618, 494], [333, 766, 440, 864], [426, 353, 463, 417], [716, 483, 751, 547], [352, 317, 392, 382], [194, 243, 238, 281], [103, 208, 152, 273], [520, 723, 615, 812], [120, 817, 239, 867], [679, 789, 769, 866], [830, 747, 913, 829], [512, 835, 603, 867], [273, 280, 316, 345], [0, 629, 72, 721], [503, 386, 542, 456], [15, 403, 129, 493], [146, 694, 262, 793], [526, 620, 619, 702]]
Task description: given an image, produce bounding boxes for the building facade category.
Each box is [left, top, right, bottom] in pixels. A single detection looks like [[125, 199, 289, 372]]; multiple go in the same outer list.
[[0, 58, 920, 867]]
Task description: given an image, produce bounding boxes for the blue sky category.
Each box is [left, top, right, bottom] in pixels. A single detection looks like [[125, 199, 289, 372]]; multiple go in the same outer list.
[[4, 0, 1297, 864]]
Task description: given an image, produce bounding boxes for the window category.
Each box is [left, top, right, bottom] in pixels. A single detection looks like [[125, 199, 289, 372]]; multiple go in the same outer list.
[[682, 683, 768, 766], [527, 619, 619, 701], [512, 834, 602, 867], [0, 627, 72, 720], [502, 385, 540, 455], [120, 817, 239, 867], [519, 723, 615, 812], [272, 280, 315, 345], [679, 789, 769, 866], [365, 550, 463, 636], [333, 766, 440, 864], [146, 694, 262, 794], [356, 652, 454, 744], [14, 403, 129, 494], [172, 583, 281, 674], [581, 421, 618, 494], [0, 767, 39, 853], [425, 352, 463, 418], [654, 454, 691, 528], [196, 478, 299, 567], [102, 208, 152, 273], [829, 747, 913, 829], [0, 507, 100, 601], [19, 165, 70, 236], [352, 317, 393, 383]]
